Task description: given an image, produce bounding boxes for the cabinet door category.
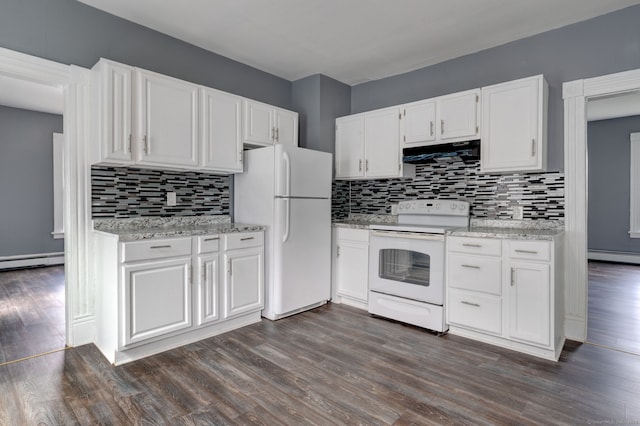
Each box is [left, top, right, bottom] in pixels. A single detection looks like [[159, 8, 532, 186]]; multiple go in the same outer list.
[[402, 100, 436, 145], [336, 240, 369, 302], [223, 247, 264, 318], [364, 107, 401, 178], [335, 114, 365, 179], [122, 257, 192, 347], [196, 253, 220, 326], [275, 108, 299, 146], [100, 60, 134, 163], [200, 87, 243, 173], [481, 76, 545, 172], [243, 99, 274, 146], [437, 89, 479, 141], [136, 69, 199, 168], [507, 261, 551, 347]]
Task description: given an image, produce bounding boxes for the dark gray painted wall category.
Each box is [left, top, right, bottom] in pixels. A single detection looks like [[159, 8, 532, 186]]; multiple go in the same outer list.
[[0, 0, 291, 108], [351, 5, 640, 172], [292, 74, 350, 154], [588, 116, 640, 254], [0, 105, 64, 257]]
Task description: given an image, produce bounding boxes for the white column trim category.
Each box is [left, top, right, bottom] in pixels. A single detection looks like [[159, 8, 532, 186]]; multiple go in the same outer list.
[[0, 48, 94, 346], [630, 133, 640, 238], [563, 67, 640, 342]]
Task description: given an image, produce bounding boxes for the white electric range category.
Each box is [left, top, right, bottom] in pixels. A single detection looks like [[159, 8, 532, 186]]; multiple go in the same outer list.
[[368, 199, 470, 332]]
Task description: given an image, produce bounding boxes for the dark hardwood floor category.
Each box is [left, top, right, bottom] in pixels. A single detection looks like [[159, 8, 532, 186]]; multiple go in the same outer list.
[[0, 265, 65, 364], [588, 260, 640, 355], [1, 302, 640, 424]]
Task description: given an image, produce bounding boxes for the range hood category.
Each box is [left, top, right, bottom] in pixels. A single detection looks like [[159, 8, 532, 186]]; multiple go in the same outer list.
[[402, 140, 480, 164]]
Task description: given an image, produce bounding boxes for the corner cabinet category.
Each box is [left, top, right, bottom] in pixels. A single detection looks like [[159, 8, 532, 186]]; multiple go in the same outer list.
[[335, 108, 415, 180], [446, 235, 564, 361], [94, 230, 264, 365], [331, 227, 369, 310], [243, 99, 298, 147], [480, 75, 548, 173]]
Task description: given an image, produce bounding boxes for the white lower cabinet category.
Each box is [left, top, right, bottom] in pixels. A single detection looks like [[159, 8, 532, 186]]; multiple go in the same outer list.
[[94, 230, 264, 365], [446, 235, 563, 361], [331, 227, 369, 310]]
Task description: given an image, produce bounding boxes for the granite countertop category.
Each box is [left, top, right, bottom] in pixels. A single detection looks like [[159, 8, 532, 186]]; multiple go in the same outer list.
[[447, 218, 564, 241], [332, 213, 397, 229], [93, 216, 265, 242]]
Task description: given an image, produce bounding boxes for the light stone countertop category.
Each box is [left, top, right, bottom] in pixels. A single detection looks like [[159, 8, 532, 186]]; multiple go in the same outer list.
[[332, 213, 397, 229], [447, 226, 564, 241], [93, 216, 265, 242]]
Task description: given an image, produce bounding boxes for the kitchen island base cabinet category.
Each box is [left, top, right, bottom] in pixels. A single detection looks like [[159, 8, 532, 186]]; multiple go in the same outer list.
[[446, 235, 564, 361], [94, 231, 264, 365], [331, 227, 369, 310]]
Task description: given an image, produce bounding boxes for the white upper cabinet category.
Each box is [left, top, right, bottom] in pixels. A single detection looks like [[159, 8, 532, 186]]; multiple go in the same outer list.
[[400, 89, 479, 148], [480, 75, 548, 173], [335, 113, 365, 179], [243, 99, 298, 147], [135, 69, 199, 169], [200, 87, 243, 173], [402, 99, 436, 145], [335, 108, 414, 180], [92, 59, 134, 165], [438, 89, 480, 142]]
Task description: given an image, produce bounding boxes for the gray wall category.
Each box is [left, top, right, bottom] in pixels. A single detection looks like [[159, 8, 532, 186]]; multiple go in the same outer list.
[[0, 105, 64, 257], [0, 0, 291, 108], [292, 74, 350, 154], [588, 116, 640, 254], [351, 5, 640, 172]]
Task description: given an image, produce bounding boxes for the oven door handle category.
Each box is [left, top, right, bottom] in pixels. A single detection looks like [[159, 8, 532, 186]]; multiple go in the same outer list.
[[370, 230, 445, 241]]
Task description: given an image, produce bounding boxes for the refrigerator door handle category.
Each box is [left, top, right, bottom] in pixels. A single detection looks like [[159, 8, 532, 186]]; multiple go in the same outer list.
[[282, 198, 291, 243], [282, 151, 291, 197]]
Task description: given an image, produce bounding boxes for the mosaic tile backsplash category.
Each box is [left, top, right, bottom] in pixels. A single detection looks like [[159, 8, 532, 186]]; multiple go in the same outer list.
[[332, 160, 564, 220], [92, 166, 229, 218]]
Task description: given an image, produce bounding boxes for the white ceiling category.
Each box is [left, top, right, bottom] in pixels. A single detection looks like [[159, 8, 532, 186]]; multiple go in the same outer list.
[[77, 0, 640, 85]]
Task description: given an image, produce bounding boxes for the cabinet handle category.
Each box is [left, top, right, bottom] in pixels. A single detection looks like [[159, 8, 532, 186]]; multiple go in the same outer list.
[[430, 121, 434, 136], [462, 243, 481, 248], [240, 237, 254, 241], [150, 245, 171, 249], [204, 237, 219, 241], [359, 159, 363, 172], [337, 245, 340, 258], [228, 259, 232, 276], [271, 127, 275, 141], [203, 264, 207, 283], [531, 138, 536, 157], [515, 249, 538, 254], [143, 135, 149, 154], [365, 159, 369, 172], [275, 128, 279, 142], [461, 264, 480, 269], [441, 119, 444, 135], [511, 268, 515, 286], [128, 134, 132, 153], [461, 301, 480, 308]]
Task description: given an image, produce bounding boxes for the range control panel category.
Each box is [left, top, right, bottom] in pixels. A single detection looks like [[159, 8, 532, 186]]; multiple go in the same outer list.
[[397, 199, 470, 216]]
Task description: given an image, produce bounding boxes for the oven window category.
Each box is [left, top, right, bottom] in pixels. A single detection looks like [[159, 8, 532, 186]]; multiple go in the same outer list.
[[378, 249, 430, 286]]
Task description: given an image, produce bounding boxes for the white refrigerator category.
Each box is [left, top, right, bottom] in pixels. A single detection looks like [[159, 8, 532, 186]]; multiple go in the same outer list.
[[234, 144, 332, 320]]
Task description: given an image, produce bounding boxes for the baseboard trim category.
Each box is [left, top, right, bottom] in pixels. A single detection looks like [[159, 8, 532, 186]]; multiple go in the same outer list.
[[588, 250, 640, 265], [71, 318, 95, 347], [565, 316, 586, 342], [0, 252, 64, 270]]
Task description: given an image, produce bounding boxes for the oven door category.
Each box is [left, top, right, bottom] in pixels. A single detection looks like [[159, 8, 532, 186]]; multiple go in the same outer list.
[[369, 230, 444, 305]]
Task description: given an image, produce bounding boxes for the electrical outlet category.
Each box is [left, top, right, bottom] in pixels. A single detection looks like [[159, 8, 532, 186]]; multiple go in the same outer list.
[[512, 205, 523, 220], [167, 192, 177, 207], [391, 204, 398, 215]]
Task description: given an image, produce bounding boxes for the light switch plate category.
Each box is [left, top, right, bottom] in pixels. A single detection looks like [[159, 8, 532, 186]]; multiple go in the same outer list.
[[167, 192, 177, 207], [512, 205, 523, 220]]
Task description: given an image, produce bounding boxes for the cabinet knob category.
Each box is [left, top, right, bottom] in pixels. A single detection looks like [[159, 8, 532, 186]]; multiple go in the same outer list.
[[441, 120, 444, 135]]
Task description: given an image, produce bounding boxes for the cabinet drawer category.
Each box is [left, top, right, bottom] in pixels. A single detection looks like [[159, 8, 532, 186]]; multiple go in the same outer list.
[[447, 254, 502, 295], [447, 236, 501, 256], [507, 240, 551, 262], [448, 289, 502, 335], [336, 227, 369, 243], [197, 235, 221, 253], [224, 232, 263, 250], [121, 238, 192, 263]]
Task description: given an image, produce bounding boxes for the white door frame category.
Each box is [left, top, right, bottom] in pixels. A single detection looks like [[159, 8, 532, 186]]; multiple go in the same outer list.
[[563, 68, 640, 341], [0, 48, 94, 346]]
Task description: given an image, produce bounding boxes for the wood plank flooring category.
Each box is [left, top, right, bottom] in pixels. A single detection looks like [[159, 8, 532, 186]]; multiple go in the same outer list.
[[588, 260, 640, 355], [0, 266, 65, 364], [1, 302, 640, 424]]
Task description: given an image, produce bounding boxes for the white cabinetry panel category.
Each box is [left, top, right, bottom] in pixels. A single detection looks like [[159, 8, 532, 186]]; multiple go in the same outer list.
[[200, 87, 243, 173]]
